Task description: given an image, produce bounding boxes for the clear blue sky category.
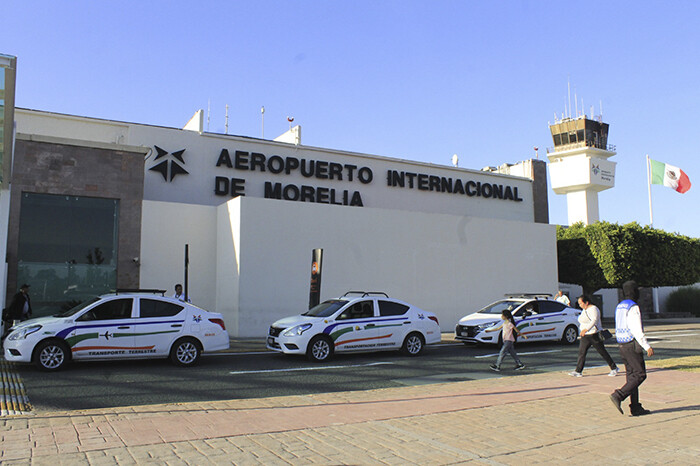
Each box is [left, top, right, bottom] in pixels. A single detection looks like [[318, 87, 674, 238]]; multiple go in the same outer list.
[[3, 1, 699, 237]]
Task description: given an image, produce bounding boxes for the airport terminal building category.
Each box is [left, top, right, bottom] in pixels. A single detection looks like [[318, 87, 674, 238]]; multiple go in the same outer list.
[[5, 109, 557, 336]]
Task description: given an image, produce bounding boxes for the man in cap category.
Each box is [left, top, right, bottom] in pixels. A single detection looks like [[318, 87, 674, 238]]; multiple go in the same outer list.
[[610, 280, 654, 416]]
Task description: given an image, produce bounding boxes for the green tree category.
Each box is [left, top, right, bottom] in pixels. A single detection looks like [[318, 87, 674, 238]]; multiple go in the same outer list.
[[557, 222, 700, 295]]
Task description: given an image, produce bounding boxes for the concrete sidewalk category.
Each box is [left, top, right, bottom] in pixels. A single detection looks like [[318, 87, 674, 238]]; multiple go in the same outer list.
[[2, 363, 699, 465]]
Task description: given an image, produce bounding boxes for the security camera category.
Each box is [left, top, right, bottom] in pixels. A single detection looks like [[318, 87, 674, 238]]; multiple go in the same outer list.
[[133, 257, 139, 263]]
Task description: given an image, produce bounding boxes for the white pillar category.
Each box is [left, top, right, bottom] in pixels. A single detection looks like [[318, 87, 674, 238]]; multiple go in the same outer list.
[[566, 190, 600, 225]]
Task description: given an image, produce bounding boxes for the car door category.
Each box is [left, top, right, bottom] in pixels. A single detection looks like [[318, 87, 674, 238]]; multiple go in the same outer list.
[[376, 300, 411, 348], [132, 298, 187, 357], [330, 300, 379, 352], [69, 298, 135, 359], [513, 301, 540, 340], [535, 300, 569, 340]]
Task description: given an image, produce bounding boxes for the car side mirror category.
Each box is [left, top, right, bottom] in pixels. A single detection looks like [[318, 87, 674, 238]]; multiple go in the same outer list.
[[522, 311, 532, 317]]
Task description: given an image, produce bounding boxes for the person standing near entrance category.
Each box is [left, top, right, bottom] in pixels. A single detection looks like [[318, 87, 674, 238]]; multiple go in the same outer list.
[[610, 280, 654, 416], [555, 290, 570, 306], [3, 284, 33, 338], [9, 283, 33, 321], [569, 294, 618, 377]]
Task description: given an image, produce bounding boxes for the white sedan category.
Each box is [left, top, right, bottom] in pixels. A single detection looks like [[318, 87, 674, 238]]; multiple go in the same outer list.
[[267, 292, 441, 362], [3, 290, 229, 370], [455, 294, 581, 345]]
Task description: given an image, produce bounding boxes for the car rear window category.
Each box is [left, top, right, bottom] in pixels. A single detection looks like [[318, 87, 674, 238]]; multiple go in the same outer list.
[[378, 300, 409, 316], [139, 299, 184, 318], [537, 301, 566, 314]]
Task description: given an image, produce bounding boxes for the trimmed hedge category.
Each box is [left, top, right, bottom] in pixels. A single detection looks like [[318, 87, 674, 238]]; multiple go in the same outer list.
[[666, 287, 700, 316], [557, 222, 700, 294]]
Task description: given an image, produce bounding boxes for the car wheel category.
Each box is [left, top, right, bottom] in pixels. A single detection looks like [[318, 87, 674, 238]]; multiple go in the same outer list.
[[33, 340, 70, 371], [170, 337, 201, 366], [307, 335, 333, 362], [562, 325, 579, 345], [401, 332, 425, 356]]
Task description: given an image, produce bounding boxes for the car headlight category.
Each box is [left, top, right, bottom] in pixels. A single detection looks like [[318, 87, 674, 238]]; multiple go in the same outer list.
[[7, 324, 42, 341], [282, 323, 313, 337], [476, 321, 500, 332]]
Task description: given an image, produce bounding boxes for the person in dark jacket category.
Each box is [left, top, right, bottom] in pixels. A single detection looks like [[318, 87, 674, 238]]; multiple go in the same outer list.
[[3, 284, 32, 338]]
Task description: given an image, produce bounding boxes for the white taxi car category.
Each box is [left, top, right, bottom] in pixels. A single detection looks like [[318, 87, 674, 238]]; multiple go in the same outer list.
[[455, 294, 580, 345], [3, 290, 229, 371], [267, 292, 441, 362]]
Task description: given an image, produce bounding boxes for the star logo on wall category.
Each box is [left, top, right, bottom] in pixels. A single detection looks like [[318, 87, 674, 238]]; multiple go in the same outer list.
[[149, 145, 189, 182]]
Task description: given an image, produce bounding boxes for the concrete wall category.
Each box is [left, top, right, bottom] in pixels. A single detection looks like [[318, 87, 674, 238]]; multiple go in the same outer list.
[[139, 200, 218, 311], [229, 197, 557, 337]]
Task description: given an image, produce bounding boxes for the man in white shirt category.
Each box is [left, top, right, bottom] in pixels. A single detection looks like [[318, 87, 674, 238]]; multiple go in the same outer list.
[[610, 280, 654, 416], [172, 284, 192, 303], [555, 291, 570, 306]]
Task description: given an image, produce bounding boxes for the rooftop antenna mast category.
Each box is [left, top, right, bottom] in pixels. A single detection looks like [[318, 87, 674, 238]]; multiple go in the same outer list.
[[225, 104, 229, 135], [567, 78, 572, 118], [260, 105, 265, 139], [207, 99, 211, 131]]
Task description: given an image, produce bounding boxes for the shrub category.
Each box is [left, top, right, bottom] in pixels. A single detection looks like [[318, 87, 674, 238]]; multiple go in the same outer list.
[[665, 286, 700, 316]]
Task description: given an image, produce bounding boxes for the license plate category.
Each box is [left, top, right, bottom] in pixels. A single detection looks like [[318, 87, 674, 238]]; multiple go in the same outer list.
[[461, 331, 469, 336]]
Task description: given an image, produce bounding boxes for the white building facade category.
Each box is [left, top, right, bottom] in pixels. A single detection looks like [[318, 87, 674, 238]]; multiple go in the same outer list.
[[12, 109, 557, 336]]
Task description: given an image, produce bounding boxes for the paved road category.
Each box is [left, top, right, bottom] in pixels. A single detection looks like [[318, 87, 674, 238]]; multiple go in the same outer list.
[[2, 354, 699, 464], [6, 322, 699, 414]]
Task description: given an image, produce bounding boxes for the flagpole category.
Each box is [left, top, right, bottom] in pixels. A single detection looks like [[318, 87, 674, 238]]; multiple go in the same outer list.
[[646, 155, 660, 315], [646, 154, 653, 226]]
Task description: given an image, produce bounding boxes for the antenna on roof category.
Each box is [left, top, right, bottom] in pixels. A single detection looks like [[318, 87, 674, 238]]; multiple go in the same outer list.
[[225, 104, 229, 135], [261, 106, 265, 139], [207, 99, 211, 132], [567, 78, 572, 118]]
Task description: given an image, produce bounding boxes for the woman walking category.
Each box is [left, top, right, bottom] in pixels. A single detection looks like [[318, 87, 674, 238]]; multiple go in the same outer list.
[[569, 295, 619, 377], [490, 309, 527, 372]]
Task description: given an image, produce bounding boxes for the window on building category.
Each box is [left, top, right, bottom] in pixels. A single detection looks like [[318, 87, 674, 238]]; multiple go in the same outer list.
[[17, 193, 120, 316]]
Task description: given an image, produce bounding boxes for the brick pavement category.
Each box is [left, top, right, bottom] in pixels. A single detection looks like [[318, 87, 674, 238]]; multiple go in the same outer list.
[[1, 362, 699, 465]]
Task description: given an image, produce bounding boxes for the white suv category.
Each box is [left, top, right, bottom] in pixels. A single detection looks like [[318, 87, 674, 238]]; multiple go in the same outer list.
[[3, 290, 229, 370], [455, 294, 581, 345], [267, 292, 441, 362]]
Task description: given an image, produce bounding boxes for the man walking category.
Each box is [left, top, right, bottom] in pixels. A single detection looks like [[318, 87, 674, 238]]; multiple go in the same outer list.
[[610, 280, 654, 416]]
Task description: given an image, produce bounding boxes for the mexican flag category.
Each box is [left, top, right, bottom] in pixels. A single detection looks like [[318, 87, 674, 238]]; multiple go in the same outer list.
[[650, 159, 691, 193]]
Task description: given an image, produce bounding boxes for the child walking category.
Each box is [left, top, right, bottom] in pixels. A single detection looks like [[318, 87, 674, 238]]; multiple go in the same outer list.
[[490, 309, 527, 372]]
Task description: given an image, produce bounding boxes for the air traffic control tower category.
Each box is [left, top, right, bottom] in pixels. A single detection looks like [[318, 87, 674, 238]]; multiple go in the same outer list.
[[547, 116, 616, 225]]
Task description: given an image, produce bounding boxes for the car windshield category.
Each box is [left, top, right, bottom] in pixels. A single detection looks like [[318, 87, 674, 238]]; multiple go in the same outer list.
[[477, 300, 524, 314], [302, 300, 348, 317], [55, 297, 101, 317]]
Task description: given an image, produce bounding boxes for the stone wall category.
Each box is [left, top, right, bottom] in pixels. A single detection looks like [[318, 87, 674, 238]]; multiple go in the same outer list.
[[5, 137, 146, 303]]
